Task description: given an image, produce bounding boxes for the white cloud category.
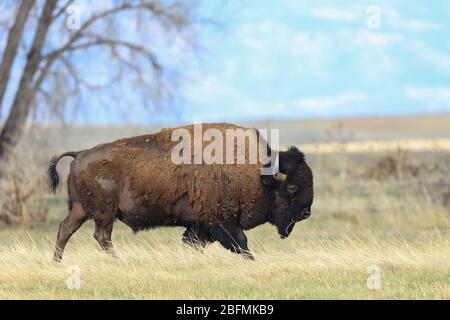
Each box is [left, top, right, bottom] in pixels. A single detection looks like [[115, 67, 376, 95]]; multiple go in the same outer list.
[[384, 7, 443, 32], [185, 75, 243, 101], [295, 92, 366, 111], [236, 21, 290, 51], [235, 22, 332, 78], [405, 86, 450, 100], [383, 7, 401, 25], [289, 32, 332, 78], [405, 20, 442, 32], [409, 42, 450, 71], [239, 100, 287, 114], [355, 31, 403, 47], [238, 29, 266, 50], [291, 33, 327, 56], [404, 86, 450, 111], [310, 7, 359, 22]]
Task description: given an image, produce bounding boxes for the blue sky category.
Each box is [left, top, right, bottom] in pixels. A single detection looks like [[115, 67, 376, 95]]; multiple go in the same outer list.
[[179, 0, 450, 123], [1, 0, 450, 124]]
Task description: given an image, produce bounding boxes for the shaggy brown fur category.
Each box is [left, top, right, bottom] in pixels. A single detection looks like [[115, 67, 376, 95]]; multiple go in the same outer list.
[[49, 123, 314, 261]]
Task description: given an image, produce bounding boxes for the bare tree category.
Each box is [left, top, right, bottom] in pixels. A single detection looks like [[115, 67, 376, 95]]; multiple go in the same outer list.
[[0, 0, 198, 163], [0, 0, 36, 110]]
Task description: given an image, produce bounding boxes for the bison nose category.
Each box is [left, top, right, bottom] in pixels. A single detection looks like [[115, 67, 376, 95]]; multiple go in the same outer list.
[[302, 208, 311, 219]]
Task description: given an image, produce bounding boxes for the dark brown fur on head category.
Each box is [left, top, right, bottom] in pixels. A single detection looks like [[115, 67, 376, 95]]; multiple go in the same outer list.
[[262, 145, 314, 238]]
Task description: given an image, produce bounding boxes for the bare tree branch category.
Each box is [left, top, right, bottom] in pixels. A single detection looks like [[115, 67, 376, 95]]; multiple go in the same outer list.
[[0, 0, 200, 164], [53, 0, 75, 20], [0, 0, 58, 161], [0, 0, 36, 114], [68, 35, 162, 72], [42, 1, 190, 63]]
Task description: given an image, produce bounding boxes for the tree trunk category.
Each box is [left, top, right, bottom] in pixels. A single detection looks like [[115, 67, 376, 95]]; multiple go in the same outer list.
[[0, 0, 57, 162], [0, 0, 35, 114]]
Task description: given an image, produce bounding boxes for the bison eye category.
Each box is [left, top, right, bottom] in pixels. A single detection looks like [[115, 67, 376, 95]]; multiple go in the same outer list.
[[286, 184, 299, 196]]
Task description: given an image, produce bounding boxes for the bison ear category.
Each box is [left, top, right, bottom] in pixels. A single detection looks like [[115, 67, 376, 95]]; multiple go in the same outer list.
[[279, 146, 305, 174]]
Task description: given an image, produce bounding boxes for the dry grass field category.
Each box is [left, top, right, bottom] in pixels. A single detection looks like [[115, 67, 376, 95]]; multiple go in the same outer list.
[[0, 115, 449, 299], [0, 224, 448, 299]]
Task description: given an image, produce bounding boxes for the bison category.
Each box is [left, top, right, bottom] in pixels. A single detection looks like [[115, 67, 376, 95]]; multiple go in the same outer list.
[[48, 123, 314, 261]]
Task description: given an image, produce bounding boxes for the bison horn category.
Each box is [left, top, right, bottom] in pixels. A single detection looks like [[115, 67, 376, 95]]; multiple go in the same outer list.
[[274, 172, 287, 182]]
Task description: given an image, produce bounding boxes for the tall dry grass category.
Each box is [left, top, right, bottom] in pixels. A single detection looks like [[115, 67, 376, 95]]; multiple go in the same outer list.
[[0, 224, 448, 299]]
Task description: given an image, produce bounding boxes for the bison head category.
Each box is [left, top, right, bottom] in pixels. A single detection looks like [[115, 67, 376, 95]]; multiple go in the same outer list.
[[261, 146, 314, 238]]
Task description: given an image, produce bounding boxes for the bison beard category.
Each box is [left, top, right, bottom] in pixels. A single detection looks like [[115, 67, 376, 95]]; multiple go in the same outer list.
[[48, 123, 314, 262]]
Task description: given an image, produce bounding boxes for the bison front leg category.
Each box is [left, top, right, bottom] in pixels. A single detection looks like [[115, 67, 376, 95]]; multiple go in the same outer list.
[[182, 225, 213, 250], [209, 226, 254, 260]]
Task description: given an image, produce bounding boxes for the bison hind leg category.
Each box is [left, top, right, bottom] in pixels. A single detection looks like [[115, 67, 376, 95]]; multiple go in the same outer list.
[[53, 202, 88, 262], [93, 217, 116, 257]]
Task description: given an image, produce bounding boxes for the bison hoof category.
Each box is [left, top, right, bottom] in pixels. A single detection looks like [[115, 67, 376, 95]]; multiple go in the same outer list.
[[243, 252, 255, 261]]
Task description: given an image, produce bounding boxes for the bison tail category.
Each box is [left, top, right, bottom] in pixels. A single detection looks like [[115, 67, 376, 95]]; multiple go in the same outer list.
[[48, 151, 79, 194]]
